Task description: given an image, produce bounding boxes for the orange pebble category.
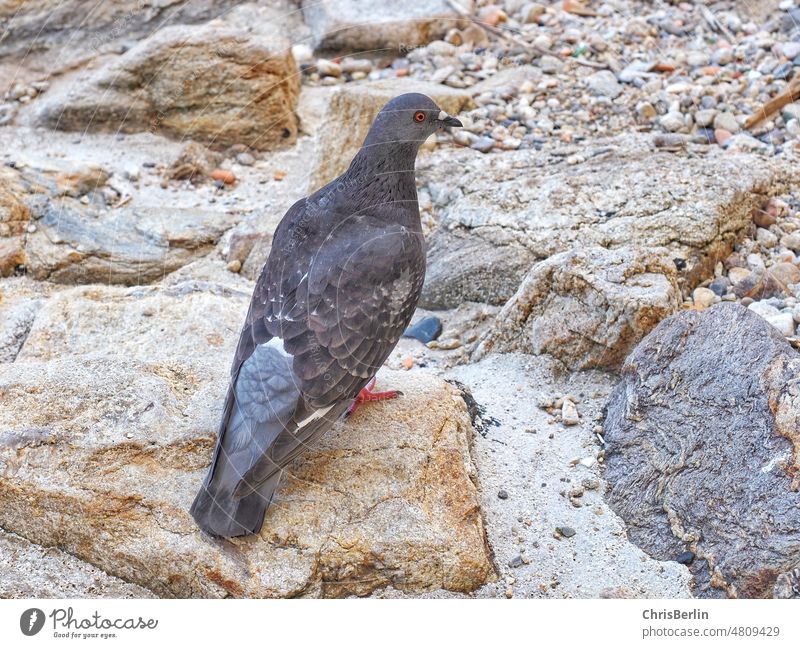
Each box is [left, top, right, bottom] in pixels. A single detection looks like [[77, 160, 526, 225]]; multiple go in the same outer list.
[[274, 170, 286, 181], [211, 168, 236, 185], [401, 357, 414, 370]]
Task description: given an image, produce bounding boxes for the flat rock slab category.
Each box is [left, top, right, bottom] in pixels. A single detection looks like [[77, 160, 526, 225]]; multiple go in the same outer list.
[[604, 303, 800, 598], [309, 80, 474, 191], [0, 284, 493, 598], [0, 529, 154, 598], [303, 0, 471, 52]]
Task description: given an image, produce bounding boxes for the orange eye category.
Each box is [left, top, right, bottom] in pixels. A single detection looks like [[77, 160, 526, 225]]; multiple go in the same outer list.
[[414, 111, 426, 122]]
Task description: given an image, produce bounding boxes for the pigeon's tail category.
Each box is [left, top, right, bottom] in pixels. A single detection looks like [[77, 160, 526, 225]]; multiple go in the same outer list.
[[190, 463, 282, 538]]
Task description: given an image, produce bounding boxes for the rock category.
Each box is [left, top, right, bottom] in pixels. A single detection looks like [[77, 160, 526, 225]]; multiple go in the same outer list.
[[419, 135, 786, 310], [749, 302, 796, 336], [694, 109, 717, 128], [692, 286, 716, 308], [164, 142, 223, 183], [308, 80, 473, 190], [714, 113, 740, 134], [14, 155, 108, 198], [774, 568, 800, 599], [660, 112, 685, 132], [475, 246, 681, 370], [538, 55, 563, 74], [470, 137, 495, 153], [783, 232, 800, 253], [557, 526, 576, 538], [0, 285, 494, 598], [302, 0, 471, 52], [756, 227, 778, 248], [210, 169, 236, 185], [770, 262, 800, 288], [24, 200, 239, 285], [235, 152, 255, 167], [585, 70, 622, 99], [561, 399, 580, 425], [0, 237, 25, 277], [32, 24, 300, 151], [732, 267, 785, 299], [0, 529, 154, 598], [604, 303, 800, 598], [403, 316, 443, 343], [708, 277, 730, 297]]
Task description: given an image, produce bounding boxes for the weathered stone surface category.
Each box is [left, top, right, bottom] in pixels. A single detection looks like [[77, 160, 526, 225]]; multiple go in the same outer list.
[[0, 284, 494, 598], [474, 246, 681, 369], [417, 137, 789, 308], [604, 303, 800, 598], [309, 80, 474, 190], [32, 24, 300, 151], [0, 0, 240, 59], [0, 529, 154, 598], [24, 201, 239, 285], [303, 0, 471, 52]]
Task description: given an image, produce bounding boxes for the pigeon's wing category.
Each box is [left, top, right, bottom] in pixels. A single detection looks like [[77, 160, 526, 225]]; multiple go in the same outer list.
[[190, 198, 316, 536], [236, 217, 426, 495]]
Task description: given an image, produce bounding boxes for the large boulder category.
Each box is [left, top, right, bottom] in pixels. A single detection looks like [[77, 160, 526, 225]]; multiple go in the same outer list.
[[31, 24, 300, 151], [604, 303, 800, 598], [0, 167, 30, 277], [417, 138, 790, 309], [308, 80, 474, 191], [474, 246, 682, 370], [0, 284, 494, 598], [302, 0, 471, 53]]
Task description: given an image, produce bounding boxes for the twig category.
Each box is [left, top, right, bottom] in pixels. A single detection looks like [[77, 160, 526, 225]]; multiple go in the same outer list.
[[445, 0, 609, 70], [699, 6, 735, 44], [744, 76, 800, 130]]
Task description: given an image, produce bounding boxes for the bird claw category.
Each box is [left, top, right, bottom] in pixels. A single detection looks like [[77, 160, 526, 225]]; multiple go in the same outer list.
[[346, 379, 402, 418]]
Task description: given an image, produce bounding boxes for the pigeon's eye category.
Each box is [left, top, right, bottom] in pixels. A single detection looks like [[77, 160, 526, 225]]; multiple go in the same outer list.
[[414, 111, 426, 123]]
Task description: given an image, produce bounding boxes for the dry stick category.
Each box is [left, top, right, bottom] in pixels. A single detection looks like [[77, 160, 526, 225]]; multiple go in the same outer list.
[[744, 76, 800, 130], [445, 0, 609, 70]]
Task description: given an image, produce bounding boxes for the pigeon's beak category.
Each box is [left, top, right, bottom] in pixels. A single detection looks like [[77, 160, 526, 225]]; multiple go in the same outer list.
[[437, 110, 463, 128]]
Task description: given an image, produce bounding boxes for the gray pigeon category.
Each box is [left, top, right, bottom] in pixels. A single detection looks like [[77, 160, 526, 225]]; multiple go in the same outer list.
[[190, 93, 463, 537]]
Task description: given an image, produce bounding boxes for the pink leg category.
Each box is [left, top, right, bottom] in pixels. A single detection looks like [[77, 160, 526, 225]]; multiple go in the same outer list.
[[346, 377, 402, 417]]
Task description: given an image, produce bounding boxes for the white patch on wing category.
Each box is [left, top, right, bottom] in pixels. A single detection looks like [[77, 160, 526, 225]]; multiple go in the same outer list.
[[265, 337, 292, 359], [296, 405, 334, 429]]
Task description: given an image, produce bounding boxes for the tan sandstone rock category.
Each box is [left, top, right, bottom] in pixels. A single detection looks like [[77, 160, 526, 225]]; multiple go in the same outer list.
[[32, 24, 300, 151], [0, 284, 494, 598]]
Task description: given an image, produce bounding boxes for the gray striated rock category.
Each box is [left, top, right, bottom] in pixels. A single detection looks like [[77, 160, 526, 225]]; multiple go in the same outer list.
[[418, 136, 790, 310], [24, 201, 239, 285], [604, 303, 800, 598], [303, 0, 472, 52], [474, 246, 681, 370]]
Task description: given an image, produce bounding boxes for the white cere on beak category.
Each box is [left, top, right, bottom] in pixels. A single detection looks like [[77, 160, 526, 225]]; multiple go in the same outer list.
[[438, 110, 449, 121]]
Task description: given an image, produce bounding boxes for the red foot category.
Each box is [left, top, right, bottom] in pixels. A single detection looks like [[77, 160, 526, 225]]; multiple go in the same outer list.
[[346, 377, 402, 417]]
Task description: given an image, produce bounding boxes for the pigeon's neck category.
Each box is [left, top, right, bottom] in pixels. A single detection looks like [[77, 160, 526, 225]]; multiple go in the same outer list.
[[342, 141, 421, 219]]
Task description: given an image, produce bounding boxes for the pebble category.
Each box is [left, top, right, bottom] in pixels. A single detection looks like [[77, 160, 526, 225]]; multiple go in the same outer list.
[[692, 287, 716, 309], [403, 316, 442, 343], [508, 555, 524, 568], [210, 169, 236, 185], [713, 112, 740, 133], [561, 399, 580, 425], [556, 526, 576, 538], [538, 55, 563, 74], [236, 152, 255, 166], [470, 137, 495, 153], [676, 551, 695, 565], [498, 489, 509, 500], [315, 59, 341, 77], [585, 70, 623, 99], [660, 112, 685, 132], [756, 227, 778, 249]]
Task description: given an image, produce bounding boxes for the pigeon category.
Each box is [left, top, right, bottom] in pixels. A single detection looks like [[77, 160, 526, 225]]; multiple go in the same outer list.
[[190, 93, 463, 537]]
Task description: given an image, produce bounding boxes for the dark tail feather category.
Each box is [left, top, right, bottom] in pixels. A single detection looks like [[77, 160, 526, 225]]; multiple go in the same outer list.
[[190, 470, 283, 538]]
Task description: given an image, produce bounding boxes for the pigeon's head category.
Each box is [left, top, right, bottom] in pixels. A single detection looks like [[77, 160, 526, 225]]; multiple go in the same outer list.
[[364, 93, 463, 149]]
